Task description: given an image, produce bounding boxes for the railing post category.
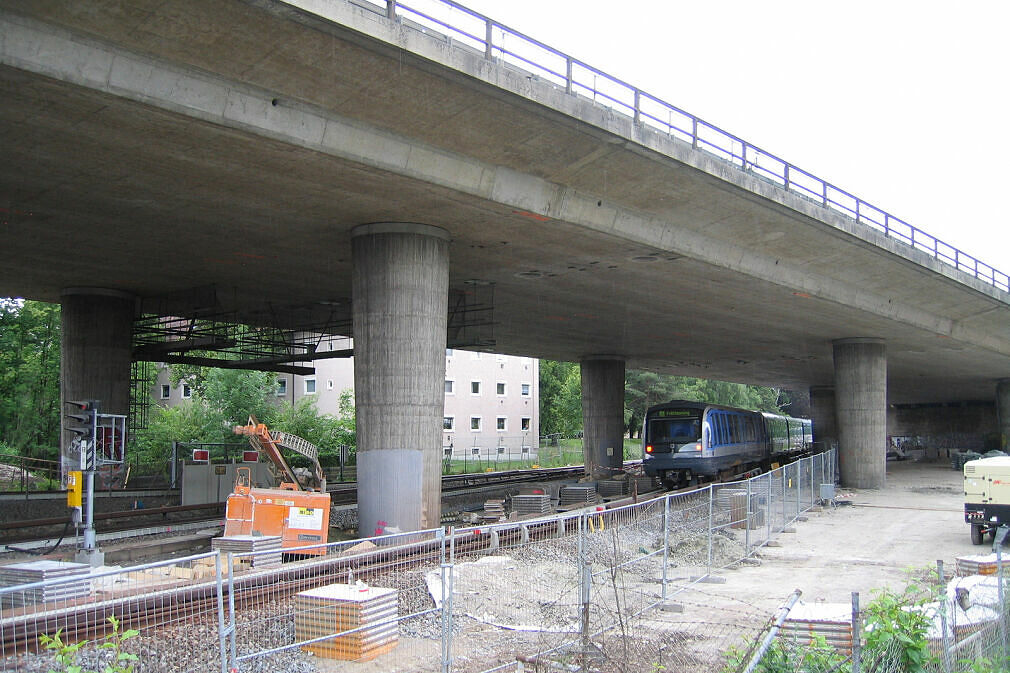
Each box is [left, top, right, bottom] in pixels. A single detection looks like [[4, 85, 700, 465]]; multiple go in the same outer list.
[[386, 0, 396, 20], [485, 20, 493, 60], [565, 57, 573, 95], [691, 117, 698, 149], [633, 89, 641, 124], [821, 181, 828, 207], [783, 164, 790, 191]]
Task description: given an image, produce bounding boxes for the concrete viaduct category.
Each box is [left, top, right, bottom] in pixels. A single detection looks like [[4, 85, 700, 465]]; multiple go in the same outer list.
[[4, 0, 1010, 536]]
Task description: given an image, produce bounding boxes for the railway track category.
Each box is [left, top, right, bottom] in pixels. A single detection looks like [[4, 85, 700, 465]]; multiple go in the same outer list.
[[2, 463, 639, 544], [2, 453, 816, 657]]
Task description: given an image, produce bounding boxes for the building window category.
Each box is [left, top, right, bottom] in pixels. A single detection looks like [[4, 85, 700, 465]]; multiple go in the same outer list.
[[470, 417, 481, 431], [181, 384, 192, 399], [496, 382, 506, 396], [326, 379, 334, 391], [446, 348, 454, 357], [276, 379, 287, 396], [521, 417, 531, 431], [521, 383, 531, 397], [496, 417, 507, 431], [471, 381, 481, 395], [444, 416, 454, 431], [445, 380, 455, 394], [305, 378, 316, 395], [160, 384, 170, 400]]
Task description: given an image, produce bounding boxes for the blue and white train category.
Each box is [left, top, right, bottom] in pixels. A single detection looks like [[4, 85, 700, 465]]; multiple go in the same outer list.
[[641, 400, 813, 489]]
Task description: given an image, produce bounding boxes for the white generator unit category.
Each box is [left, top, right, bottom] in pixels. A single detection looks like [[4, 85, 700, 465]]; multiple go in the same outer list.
[[963, 456, 1010, 545]]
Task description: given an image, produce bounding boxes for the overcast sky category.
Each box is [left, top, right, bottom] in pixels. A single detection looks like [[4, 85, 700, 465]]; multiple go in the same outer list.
[[456, 0, 1009, 275]]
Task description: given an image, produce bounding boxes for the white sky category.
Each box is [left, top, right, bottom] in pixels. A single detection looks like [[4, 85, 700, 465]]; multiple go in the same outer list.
[[457, 0, 1010, 274]]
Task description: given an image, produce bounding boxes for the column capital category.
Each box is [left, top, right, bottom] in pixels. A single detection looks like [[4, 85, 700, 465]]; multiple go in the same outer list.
[[832, 337, 885, 347], [350, 222, 450, 240]]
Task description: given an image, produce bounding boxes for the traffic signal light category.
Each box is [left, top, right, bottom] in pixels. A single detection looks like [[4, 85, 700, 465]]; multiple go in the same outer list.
[[65, 400, 97, 470]]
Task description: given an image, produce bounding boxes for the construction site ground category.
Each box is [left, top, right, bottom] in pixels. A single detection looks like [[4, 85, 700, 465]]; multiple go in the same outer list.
[[700, 457, 974, 609]]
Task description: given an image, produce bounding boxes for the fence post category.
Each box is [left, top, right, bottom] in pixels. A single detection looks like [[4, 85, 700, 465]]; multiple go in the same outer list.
[[851, 592, 861, 673], [227, 552, 237, 670], [766, 472, 772, 543], [707, 484, 714, 576], [440, 528, 453, 673], [782, 468, 788, 530], [996, 526, 1009, 662], [580, 560, 592, 661], [745, 476, 752, 555], [215, 552, 228, 673], [795, 463, 801, 520], [936, 559, 952, 673], [662, 495, 670, 601]]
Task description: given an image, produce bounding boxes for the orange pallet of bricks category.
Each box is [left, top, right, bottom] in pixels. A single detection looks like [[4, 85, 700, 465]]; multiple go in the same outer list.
[[225, 416, 330, 555]]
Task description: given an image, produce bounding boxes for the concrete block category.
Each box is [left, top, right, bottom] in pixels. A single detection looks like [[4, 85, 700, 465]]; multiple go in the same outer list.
[[660, 602, 685, 613]]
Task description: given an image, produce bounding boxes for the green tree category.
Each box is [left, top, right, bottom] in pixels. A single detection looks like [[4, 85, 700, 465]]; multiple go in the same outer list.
[[200, 368, 275, 427], [539, 360, 581, 436], [271, 390, 356, 466], [132, 400, 230, 464], [0, 299, 61, 460]]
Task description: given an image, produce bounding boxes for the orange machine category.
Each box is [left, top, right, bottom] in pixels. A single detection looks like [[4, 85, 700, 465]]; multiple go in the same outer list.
[[225, 417, 331, 555]]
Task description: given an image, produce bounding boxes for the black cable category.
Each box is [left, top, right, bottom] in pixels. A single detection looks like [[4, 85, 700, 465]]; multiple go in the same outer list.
[[4, 519, 73, 555]]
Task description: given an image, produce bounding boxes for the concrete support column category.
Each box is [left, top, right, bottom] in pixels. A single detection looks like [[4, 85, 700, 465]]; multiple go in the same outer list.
[[580, 356, 626, 477], [833, 338, 887, 489], [808, 386, 837, 451], [351, 223, 449, 537], [60, 288, 135, 473], [997, 380, 1010, 451]]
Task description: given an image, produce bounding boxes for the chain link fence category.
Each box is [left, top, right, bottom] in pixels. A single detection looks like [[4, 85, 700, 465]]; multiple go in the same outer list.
[[0, 551, 227, 673], [0, 450, 876, 673]]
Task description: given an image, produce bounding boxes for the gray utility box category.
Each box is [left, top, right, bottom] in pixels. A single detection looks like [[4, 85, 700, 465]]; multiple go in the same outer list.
[[819, 483, 836, 501]]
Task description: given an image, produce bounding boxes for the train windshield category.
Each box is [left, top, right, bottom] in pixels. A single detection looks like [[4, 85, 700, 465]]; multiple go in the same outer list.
[[647, 417, 701, 444]]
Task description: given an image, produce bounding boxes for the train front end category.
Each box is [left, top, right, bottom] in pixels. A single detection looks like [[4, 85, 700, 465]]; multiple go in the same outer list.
[[642, 404, 705, 489]]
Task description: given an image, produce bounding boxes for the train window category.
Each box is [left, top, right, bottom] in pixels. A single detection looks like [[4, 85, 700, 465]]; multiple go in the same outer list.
[[649, 417, 700, 444]]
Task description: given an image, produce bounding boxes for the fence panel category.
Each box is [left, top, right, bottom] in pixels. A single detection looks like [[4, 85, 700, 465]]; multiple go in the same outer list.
[[226, 529, 445, 672], [0, 552, 225, 673]]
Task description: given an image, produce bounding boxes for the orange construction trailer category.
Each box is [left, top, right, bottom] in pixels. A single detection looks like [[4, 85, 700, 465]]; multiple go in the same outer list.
[[225, 417, 330, 555]]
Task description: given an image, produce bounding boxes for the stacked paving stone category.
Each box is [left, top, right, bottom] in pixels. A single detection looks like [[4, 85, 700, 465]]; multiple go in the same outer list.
[[212, 535, 283, 569], [597, 480, 628, 498], [295, 583, 398, 661], [781, 603, 853, 654], [955, 553, 1010, 576], [559, 484, 599, 507], [511, 494, 552, 516], [482, 499, 505, 522], [0, 560, 91, 607]]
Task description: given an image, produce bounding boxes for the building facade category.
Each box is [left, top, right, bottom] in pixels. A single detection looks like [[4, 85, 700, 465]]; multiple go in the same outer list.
[[154, 348, 540, 458]]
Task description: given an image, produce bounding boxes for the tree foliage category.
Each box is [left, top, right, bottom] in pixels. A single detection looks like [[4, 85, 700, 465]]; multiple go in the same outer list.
[[540, 360, 788, 440], [0, 299, 61, 460], [538, 360, 582, 437]]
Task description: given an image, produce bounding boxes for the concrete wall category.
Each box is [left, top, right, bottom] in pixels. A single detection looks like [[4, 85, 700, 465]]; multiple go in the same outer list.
[[887, 402, 998, 453]]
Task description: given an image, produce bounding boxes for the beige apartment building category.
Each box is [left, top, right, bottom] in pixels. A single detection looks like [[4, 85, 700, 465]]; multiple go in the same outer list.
[[154, 347, 540, 459]]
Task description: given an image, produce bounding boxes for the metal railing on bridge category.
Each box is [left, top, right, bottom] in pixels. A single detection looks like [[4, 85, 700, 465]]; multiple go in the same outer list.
[[351, 0, 1009, 293]]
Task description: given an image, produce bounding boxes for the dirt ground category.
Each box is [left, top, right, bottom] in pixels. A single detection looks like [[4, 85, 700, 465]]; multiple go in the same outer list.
[[702, 457, 976, 609]]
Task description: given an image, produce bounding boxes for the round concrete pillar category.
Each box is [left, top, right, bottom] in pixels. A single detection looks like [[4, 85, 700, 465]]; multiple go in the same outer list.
[[580, 356, 626, 477], [833, 338, 887, 489], [351, 223, 449, 537], [997, 380, 1010, 450], [60, 288, 135, 473], [809, 386, 837, 451]]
